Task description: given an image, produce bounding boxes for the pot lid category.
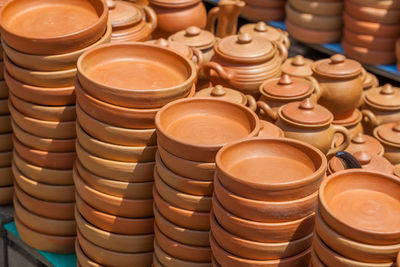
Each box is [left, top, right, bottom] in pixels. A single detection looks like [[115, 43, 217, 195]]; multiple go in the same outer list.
[[149, 0, 200, 7], [239, 22, 281, 43], [332, 109, 362, 126], [261, 74, 313, 98], [281, 98, 332, 126], [258, 120, 284, 138], [107, 0, 143, 28], [169, 26, 215, 50], [312, 54, 362, 78], [365, 84, 400, 110], [282, 55, 314, 77], [194, 85, 245, 105], [346, 133, 384, 156], [376, 122, 400, 145], [150, 38, 192, 58], [363, 71, 379, 90]]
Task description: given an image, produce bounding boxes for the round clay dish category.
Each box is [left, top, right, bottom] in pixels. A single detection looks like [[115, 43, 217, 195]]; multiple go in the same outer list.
[[288, 0, 344, 16], [286, 19, 341, 44], [0, 186, 13, 205], [241, 5, 285, 22], [342, 38, 395, 65], [344, 29, 396, 51], [75, 241, 100, 267], [345, 1, 400, 24]]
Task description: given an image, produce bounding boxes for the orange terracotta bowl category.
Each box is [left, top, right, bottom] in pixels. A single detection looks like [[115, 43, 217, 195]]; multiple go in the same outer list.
[[0, 150, 12, 167], [345, 1, 400, 24], [241, 4, 285, 22], [75, 241, 100, 267], [244, 0, 285, 8], [0, 133, 12, 152], [343, 29, 396, 51], [0, 114, 11, 134], [285, 19, 341, 44], [258, 120, 284, 138], [0, 185, 13, 205], [288, 0, 344, 16], [0, 166, 12, 187], [342, 39, 395, 65], [0, 81, 9, 99]]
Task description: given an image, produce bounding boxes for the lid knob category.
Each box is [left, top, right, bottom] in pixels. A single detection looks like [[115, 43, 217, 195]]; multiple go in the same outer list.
[[106, 0, 116, 9], [330, 54, 346, 64], [255, 22, 268, 32], [185, 26, 201, 37], [154, 38, 169, 47], [211, 85, 227, 96], [393, 122, 400, 132], [278, 74, 293, 85], [354, 151, 372, 165], [352, 133, 366, 144], [380, 84, 394, 95], [299, 98, 314, 110], [292, 55, 305, 66], [237, 33, 252, 44]]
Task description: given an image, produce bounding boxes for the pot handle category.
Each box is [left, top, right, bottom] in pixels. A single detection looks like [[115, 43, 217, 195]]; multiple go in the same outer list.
[[335, 151, 362, 169], [326, 125, 351, 158], [143, 6, 158, 32], [361, 109, 380, 126], [305, 76, 322, 103], [191, 48, 204, 72], [245, 95, 257, 111], [205, 6, 220, 34], [256, 101, 278, 121], [280, 29, 290, 49], [203, 62, 233, 81], [275, 41, 288, 63]]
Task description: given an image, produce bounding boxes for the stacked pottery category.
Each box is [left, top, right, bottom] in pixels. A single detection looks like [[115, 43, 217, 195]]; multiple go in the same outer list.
[[313, 170, 400, 266], [241, 0, 286, 21], [154, 98, 260, 266], [285, 0, 343, 44], [0, 0, 109, 254], [342, 0, 400, 65], [74, 43, 197, 266], [211, 138, 327, 266]]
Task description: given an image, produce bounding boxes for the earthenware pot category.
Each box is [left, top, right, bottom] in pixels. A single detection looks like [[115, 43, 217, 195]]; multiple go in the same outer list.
[[203, 33, 284, 96], [348, 0, 400, 9], [243, 0, 285, 8], [241, 5, 285, 22], [0, 167, 12, 186], [344, 29, 397, 51], [149, 0, 206, 39], [282, 55, 314, 78], [332, 109, 364, 145], [373, 122, 400, 164], [240, 22, 289, 52], [155, 97, 260, 162], [342, 39, 395, 65], [258, 120, 284, 138], [0, 81, 9, 99], [75, 241, 99, 267], [362, 71, 379, 92], [0, 0, 108, 55], [0, 151, 12, 168], [0, 185, 13, 205], [0, 133, 12, 152], [0, 115, 11, 133], [345, 1, 400, 24], [285, 19, 341, 44], [345, 133, 384, 156], [0, 99, 9, 115], [319, 169, 400, 245], [288, 0, 344, 16]]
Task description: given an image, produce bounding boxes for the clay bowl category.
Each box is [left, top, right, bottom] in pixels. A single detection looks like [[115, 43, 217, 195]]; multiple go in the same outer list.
[[155, 152, 213, 196], [0, 0, 108, 55], [0, 185, 13, 205], [345, 1, 400, 24], [342, 39, 395, 65], [0, 81, 9, 99], [14, 184, 74, 220], [4, 55, 76, 87], [77, 230, 153, 267], [0, 133, 12, 152], [210, 213, 313, 260], [344, 29, 396, 51], [241, 5, 285, 22], [0, 151, 12, 167], [319, 170, 400, 245], [75, 241, 100, 267], [13, 196, 75, 236], [0, 114, 11, 133], [9, 102, 76, 139], [76, 122, 156, 163], [155, 98, 260, 162], [75, 159, 153, 199], [311, 248, 324, 267], [76, 141, 154, 182], [348, 0, 400, 9], [155, 169, 211, 212], [76, 103, 156, 146], [1, 23, 112, 71], [210, 233, 311, 267], [14, 215, 75, 254], [154, 224, 211, 263], [288, 0, 344, 16], [0, 166, 12, 186], [315, 209, 400, 263], [75, 193, 154, 235], [77, 42, 196, 109], [73, 166, 153, 218], [285, 19, 341, 44], [0, 99, 9, 115], [13, 151, 72, 185], [153, 187, 210, 231], [4, 71, 75, 106]]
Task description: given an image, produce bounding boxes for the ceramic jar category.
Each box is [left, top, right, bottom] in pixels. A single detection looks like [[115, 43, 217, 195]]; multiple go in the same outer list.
[[282, 55, 314, 79], [203, 33, 283, 97], [332, 109, 364, 141], [374, 122, 400, 164], [345, 133, 384, 156]]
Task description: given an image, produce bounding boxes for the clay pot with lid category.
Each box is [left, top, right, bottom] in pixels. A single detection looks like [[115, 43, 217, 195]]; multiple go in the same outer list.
[[258, 98, 351, 156], [374, 122, 400, 165], [203, 33, 284, 97], [282, 55, 314, 79], [344, 133, 384, 156], [333, 109, 364, 145]]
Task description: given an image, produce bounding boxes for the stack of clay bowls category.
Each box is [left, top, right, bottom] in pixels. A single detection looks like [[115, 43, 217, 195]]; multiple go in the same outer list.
[[154, 98, 260, 266], [342, 0, 400, 65], [286, 0, 343, 44], [0, 0, 109, 254], [74, 42, 197, 266], [313, 170, 400, 266], [241, 0, 286, 22], [211, 138, 327, 266]]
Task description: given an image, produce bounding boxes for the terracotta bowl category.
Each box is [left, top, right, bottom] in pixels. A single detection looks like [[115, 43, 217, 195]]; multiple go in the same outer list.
[[244, 0, 285, 8], [76, 122, 156, 163], [0, 185, 13, 205], [348, 0, 400, 9], [319, 170, 400, 245], [342, 39, 395, 65], [258, 120, 284, 138], [158, 144, 215, 181], [0, 166, 12, 186], [0, 151, 12, 167], [0, 99, 9, 115], [0, 114, 11, 133], [76, 141, 154, 182], [344, 29, 396, 52], [75, 159, 153, 199], [153, 187, 210, 231], [345, 1, 400, 24], [77, 230, 153, 267], [285, 19, 341, 44], [311, 248, 324, 267], [0, 133, 12, 152], [73, 166, 153, 218], [75, 193, 154, 235], [77, 42, 196, 109], [155, 98, 260, 162], [288, 0, 344, 16], [75, 241, 100, 267], [0, 81, 9, 99], [210, 233, 311, 267], [14, 196, 75, 236], [210, 213, 313, 260], [76, 103, 157, 146], [1, 23, 111, 71], [9, 101, 76, 139], [4, 71, 75, 106], [0, 0, 108, 55], [241, 5, 285, 22]]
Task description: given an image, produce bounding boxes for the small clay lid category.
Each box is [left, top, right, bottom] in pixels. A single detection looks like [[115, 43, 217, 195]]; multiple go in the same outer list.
[[332, 109, 362, 126], [169, 26, 215, 50], [261, 74, 313, 98], [194, 85, 246, 105], [151, 38, 192, 58], [363, 71, 379, 90], [364, 84, 400, 110], [376, 122, 400, 145], [239, 22, 282, 43], [282, 55, 314, 77], [281, 98, 333, 126], [313, 54, 362, 78], [258, 120, 284, 138], [346, 133, 384, 156], [107, 0, 143, 28]]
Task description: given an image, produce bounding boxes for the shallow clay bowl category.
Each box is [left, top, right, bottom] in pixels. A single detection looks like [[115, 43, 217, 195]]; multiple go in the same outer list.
[[241, 5, 285, 22], [311, 248, 324, 267], [344, 29, 396, 51], [73, 166, 153, 218], [289, 0, 344, 16], [0, 114, 11, 133], [75, 193, 154, 235], [0, 0, 108, 55], [75, 159, 153, 199], [1, 23, 111, 71], [76, 122, 156, 163], [75, 208, 154, 253], [210, 213, 313, 260], [345, 1, 400, 24], [155, 152, 213, 196], [0, 151, 12, 167], [216, 137, 326, 201], [77, 42, 196, 109], [76, 141, 154, 182], [155, 97, 260, 162], [14, 196, 75, 236], [0, 166, 12, 186], [153, 187, 210, 231], [0, 133, 12, 152], [77, 230, 153, 266], [285, 19, 341, 44], [5, 71, 75, 106], [342, 39, 395, 65], [0, 81, 9, 99], [76, 103, 156, 146], [319, 170, 400, 245], [0, 185, 13, 205], [75, 241, 100, 267]]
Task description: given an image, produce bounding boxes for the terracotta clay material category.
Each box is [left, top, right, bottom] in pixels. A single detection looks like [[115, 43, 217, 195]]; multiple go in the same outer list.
[[345, 1, 400, 24], [332, 109, 364, 145], [310, 248, 324, 267], [0, 99, 9, 115], [0, 133, 12, 152], [0, 0, 108, 55], [243, 0, 285, 8], [344, 29, 397, 52], [319, 170, 400, 245], [0, 151, 12, 168], [282, 55, 314, 79], [342, 39, 395, 65], [75, 241, 99, 267], [241, 5, 285, 22], [345, 133, 384, 156], [0, 167, 12, 186], [0, 186, 13, 205], [0, 114, 11, 133], [374, 123, 400, 164], [348, 0, 400, 9], [288, 0, 344, 16], [285, 19, 341, 44], [0, 81, 9, 99], [258, 120, 285, 138]]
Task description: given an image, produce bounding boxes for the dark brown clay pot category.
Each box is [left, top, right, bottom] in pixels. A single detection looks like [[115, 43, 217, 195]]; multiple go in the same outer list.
[[285, 19, 341, 44], [0, 167, 12, 187], [75, 241, 99, 267], [241, 4, 285, 22], [344, 29, 397, 51], [288, 0, 344, 16], [243, 0, 285, 8], [348, 0, 400, 9], [342, 39, 395, 65], [345, 1, 400, 24], [0, 185, 13, 205]]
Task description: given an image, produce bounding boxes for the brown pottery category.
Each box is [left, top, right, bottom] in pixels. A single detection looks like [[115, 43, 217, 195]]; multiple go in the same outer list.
[[0, 133, 12, 152], [345, 133, 384, 156], [282, 55, 314, 78], [0, 167, 12, 187], [374, 122, 400, 164], [285, 19, 341, 44], [345, 1, 400, 24], [241, 5, 285, 22], [342, 39, 395, 65], [75, 241, 99, 267], [0, 81, 9, 99], [288, 0, 344, 16], [348, 0, 400, 9], [0, 115, 11, 133], [333, 109, 364, 145], [0, 186, 13, 205], [344, 29, 397, 51], [0, 151, 12, 168]]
